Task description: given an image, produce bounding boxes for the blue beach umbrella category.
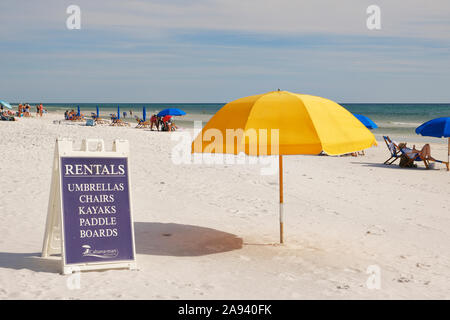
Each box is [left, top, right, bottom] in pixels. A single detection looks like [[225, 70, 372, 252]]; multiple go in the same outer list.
[[117, 105, 120, 119], [143, 106, 146, 121], [353, 113, 378, 129], [77, 105, 81, 116], [157, 108, 186, 117], [416, 117, 450, 163], [96, 105, 99, 118], [0, 100, 12, 109]]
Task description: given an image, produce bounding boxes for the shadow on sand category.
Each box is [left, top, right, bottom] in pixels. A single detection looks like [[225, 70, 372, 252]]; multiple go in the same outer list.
[[134, 222, 243, 256], [352, 162, 429, 170], [0, 223, 243, 273], [0, 252, 60, 273]]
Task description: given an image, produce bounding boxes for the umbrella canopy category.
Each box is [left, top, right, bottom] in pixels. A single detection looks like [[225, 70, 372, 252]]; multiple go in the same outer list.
[[157, 108, 186, 117], [162, 115, 172, 122], [117, 105, 120, 119], [415, 117, 450, 138], [143, 106, 146, 121], [193, 91, 376, 156], [192, 90, 377, 243], [353, 113, 378, 129], [0, 100, 12, 109], [77, 105, 81, 116], [96, 105, 99, 118], [416, 117, 450, 164]]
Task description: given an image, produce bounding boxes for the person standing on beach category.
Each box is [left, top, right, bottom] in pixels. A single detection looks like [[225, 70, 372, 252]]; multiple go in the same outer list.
[[39, 104, 43, 117], [150, 114, 158, 131], [129, 110, 133, 116]]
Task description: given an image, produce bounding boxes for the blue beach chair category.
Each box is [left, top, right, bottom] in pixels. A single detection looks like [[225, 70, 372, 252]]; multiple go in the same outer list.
[[383, 136, 401, 165], [383, 136, 449, 170]]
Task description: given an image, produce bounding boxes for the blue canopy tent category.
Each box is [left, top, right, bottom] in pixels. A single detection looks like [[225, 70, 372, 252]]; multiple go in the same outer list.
[[157, 108, 186, 117], [143, 106, 146, 121], [353, 113, 378, 129], [416, 117, 450, 164]]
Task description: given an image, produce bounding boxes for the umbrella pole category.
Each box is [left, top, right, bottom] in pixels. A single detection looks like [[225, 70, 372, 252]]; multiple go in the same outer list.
[[279, 155, 284, 244]]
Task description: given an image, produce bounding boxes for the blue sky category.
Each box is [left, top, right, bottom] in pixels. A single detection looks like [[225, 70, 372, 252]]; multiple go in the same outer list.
[[1, 0, 450, 103]]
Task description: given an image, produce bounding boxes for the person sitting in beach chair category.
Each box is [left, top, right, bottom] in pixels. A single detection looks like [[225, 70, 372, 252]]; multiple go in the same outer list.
[[396, 142, 448, 170], [110, 113, 119, 125], [1, 110, 16, 121], [134, 116, 150, 128], [397, 142, 430, 168], [398, 142, 435, 169], [161, 115, 174, 131], [66, 109, 84, 121], [91, 112, 109, 124], [383, 136, 449, 170], [167, 118, 178, 131], [110, 114, 130, 127]]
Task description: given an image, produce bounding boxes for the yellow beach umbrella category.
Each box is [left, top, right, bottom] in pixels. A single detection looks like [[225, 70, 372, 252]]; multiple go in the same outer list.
[[192, 90, 377, 243]]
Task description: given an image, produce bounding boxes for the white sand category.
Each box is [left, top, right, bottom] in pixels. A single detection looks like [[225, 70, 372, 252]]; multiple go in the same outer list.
[[0, 114, 449, 299]]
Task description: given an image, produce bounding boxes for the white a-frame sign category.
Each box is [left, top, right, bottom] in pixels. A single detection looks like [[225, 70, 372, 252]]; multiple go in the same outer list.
[[42, 138, 137, 274]]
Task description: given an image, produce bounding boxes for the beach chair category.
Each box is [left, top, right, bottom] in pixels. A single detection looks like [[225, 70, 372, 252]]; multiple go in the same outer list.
[[384, 136, 449, 170], [91, 112, 109, 125], [134, 116, 150, 128], [1, 113, 15, 121], [110, 114, 130, 127], [110, 114, 119, 126], [70, 113, 85, 122], [383, 136, 402, 164], [384, 136, 429, 168], [402, 149, 449, 171]]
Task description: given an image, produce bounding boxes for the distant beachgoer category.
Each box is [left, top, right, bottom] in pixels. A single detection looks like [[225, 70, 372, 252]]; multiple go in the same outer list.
[[39, 104, 43, 117], [167, 118, 178, 131], [129, 110, 133, 116], [123, 111, 127, 118], [150, 114, 158, 131]]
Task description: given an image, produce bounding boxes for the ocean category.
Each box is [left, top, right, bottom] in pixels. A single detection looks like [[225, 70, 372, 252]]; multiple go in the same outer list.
[[12, 102, 450, 143]]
